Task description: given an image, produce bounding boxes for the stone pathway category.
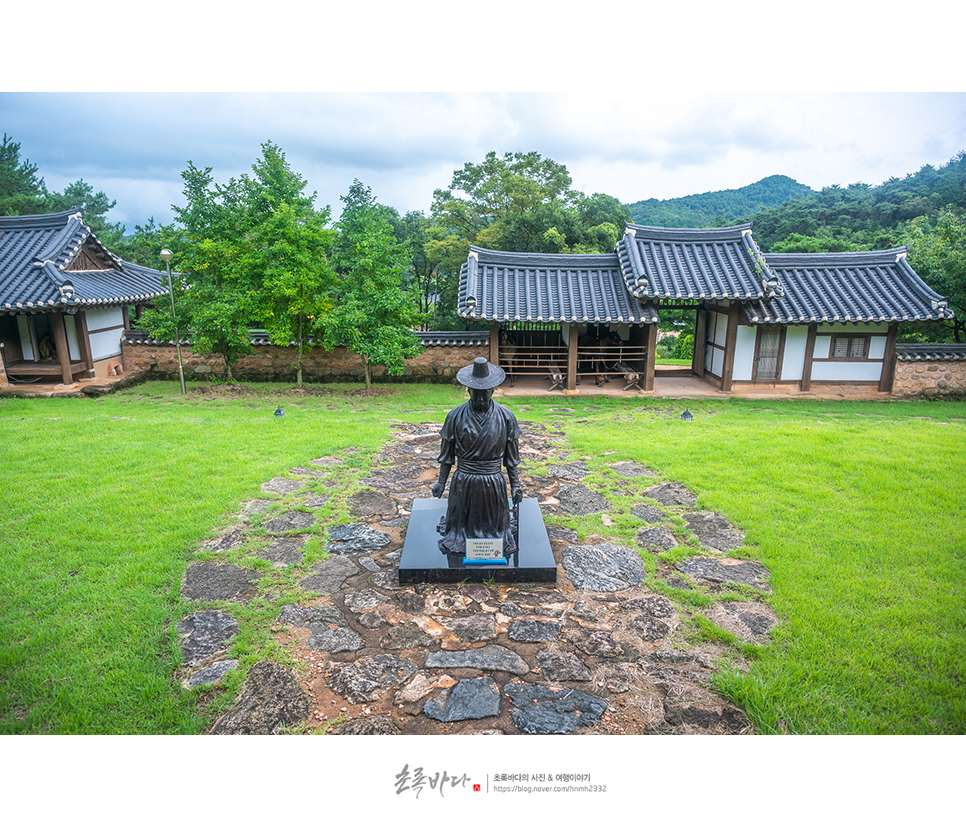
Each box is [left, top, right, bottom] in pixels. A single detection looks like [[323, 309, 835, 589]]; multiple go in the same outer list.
[[177, 420, 777, 735]]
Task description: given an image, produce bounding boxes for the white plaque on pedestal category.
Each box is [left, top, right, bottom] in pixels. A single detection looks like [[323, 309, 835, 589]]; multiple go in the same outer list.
[[465, 537, 504, 562]]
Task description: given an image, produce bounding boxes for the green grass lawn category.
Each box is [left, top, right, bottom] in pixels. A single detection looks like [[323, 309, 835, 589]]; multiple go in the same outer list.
[[1, 381, 964, 734]]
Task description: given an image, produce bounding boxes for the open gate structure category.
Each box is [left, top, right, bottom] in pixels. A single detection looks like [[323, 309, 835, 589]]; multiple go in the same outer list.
[[457, 224, 953, 395]]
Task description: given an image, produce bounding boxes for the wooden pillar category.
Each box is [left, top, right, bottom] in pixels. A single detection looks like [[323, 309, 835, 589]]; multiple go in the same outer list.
[[566, 323, 578, 391], [644, 323, 657, 391], [801, 323, 818, 392], [51, 312, 73, 384], [122, 305, 131, 331], [75, 311, 95, 377], [879, 322, 899, 393], [721, 305, 739, 392], [489, 322, 500, 366]]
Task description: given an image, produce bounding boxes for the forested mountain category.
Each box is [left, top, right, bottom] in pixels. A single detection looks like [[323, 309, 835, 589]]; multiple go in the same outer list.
[[745, 152, 966, 251], [628, 175, 813, 227]]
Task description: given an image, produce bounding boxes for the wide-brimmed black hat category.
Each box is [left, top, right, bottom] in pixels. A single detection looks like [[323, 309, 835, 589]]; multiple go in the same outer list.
[[456, 357, 506, 390]]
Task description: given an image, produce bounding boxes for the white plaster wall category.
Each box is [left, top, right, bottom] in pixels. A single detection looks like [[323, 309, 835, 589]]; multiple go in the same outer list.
[[711, 344, 724, 377], [65, 316, 80, 360], [714, 310, 729, 345], [87, 307, 125, 361], [812, 361, 883, 382], [733, 326, 756, 381], [782, 327, 808, 381], [869, 336, 887, 360], [86, 308, 124, 330]]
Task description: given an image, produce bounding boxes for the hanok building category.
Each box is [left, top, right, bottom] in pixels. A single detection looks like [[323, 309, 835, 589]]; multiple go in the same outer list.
[[460, 223, 954, 394], [0, 210, 166, 387]]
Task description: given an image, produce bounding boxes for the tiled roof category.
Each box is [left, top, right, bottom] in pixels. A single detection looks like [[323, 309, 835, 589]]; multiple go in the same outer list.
[[0, 209, 165, 312], [459, 246, 659, 324], [617, 223, 781, 301], [894, 343, 966, 361], [744, 248, 954, 324]]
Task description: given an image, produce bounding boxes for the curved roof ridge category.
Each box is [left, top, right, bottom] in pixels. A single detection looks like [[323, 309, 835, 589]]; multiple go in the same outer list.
[[625, 222, 754, 241], [468, 245, 619, 267], [0, 208, 85, 230], [764, 247, 909, 266]]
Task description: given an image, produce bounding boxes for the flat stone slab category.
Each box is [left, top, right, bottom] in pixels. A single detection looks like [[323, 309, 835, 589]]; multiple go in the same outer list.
[[382, 623, 439, 650], [683, 512, 745, 552], [609, 461, 658, 478], [507, 620, 562, 643], [504, 683, 607, 734], [567, 627, 625, 658], [183, 659, 238, 689], [643, 482, 697, 506], [328, 654, 418, 703], [637, 527, 677, 552], [278, 603, 345, 627], [631, 504, 667, 523], [308, 456, 343, 468], [264, 511, 317, 534], [178, 609, 239, 665], [255, 540, 303, 567], [535, 651, 592, 681], [444, 614, 497, 642], [677, 557, 769, 591], [547, 461, 590, 479], [344, 589, 389, 612], [425, 645, 529, 676], [348, 489, 397, 518], [424, 677, 501, 722], [561, 543, 646, 591], [327, 523, 392, 555], [306, 626, 365, 654], [261, 477, 304, 495], [705, 601, 777, 644], [555, 483, 610, 515], [181, 562, 262, 602], [298, 555, 361, 595], [210, 661, 310, 734], [238, 499, 275, 521]]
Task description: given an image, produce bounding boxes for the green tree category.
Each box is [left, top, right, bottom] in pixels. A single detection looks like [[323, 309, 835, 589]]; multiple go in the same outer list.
[[904, 208, 966, 342], [0, 133, 47, 215], [43, 179, 126, 248], [323, 181, 423, 389], [431, 150, 628, 255], [140, 161, 257, 381], [242, 144, 336, 386]]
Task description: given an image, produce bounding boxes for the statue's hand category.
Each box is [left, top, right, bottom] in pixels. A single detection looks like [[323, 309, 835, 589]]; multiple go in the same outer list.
[[432, 481, 445, 499], [512, 486, 523, 505]]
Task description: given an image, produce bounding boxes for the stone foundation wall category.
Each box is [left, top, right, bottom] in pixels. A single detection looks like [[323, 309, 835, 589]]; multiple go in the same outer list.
[[0, 350, 7, 387], [121, 340, 485, 384], [893, 359, 966, 397]]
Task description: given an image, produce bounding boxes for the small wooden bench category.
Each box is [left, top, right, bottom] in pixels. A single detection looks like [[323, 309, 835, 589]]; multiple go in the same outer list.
[[615, 362, 642, 391], [547, 364, 565, 391]]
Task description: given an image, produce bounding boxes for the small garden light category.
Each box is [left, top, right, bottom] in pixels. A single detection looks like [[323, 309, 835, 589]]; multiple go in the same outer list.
[[274, 407, 284, 418], [681, 410, 693, 422]]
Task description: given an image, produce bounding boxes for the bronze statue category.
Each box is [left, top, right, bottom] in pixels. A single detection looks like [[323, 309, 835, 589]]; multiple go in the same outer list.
[[433, 357, 522, 560]]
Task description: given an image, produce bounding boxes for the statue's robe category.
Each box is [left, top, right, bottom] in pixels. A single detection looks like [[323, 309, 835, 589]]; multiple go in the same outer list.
[[437, 399, 521, 556]]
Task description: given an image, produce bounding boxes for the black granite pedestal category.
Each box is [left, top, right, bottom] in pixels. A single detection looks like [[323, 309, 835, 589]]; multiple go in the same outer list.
[[398, 497, 557, 585]]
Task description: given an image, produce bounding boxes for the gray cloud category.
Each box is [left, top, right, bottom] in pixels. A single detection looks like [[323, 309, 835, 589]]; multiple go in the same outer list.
[[3, 92, 965, 231]]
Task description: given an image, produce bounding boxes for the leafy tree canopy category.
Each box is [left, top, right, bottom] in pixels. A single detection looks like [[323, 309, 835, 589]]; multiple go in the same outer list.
[[323, 180, 424, 388]]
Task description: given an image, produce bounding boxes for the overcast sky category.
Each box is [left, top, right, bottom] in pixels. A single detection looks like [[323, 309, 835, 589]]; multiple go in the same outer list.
[[5, 91, 964, 233]]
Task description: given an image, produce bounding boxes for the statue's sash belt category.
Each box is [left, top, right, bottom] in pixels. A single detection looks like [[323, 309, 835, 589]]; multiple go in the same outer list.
[[456, 458, 503, 475]]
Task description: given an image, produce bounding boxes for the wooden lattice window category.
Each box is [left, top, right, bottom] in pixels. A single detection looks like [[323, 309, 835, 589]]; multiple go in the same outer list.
[[831, 335, 869, 359]]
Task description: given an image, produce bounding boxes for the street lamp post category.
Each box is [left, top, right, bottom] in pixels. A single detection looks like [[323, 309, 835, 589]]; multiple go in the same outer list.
[[160, 249, 187, 396]]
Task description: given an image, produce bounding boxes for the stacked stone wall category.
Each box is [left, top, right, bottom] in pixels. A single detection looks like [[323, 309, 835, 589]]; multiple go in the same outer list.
[[0, 350, 7, 387], [121, 340, 484, 384], [893, 358, 966, 398]]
